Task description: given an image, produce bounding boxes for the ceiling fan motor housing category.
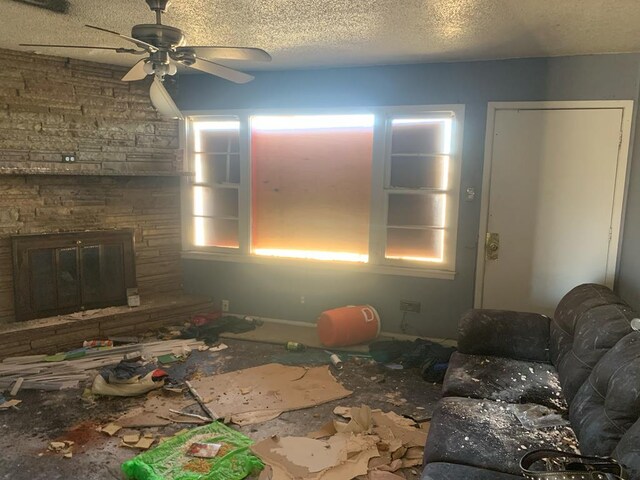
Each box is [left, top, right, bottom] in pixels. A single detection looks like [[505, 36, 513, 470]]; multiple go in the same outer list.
[[131, 24, 185, 49], [145, 0, 171, 12]]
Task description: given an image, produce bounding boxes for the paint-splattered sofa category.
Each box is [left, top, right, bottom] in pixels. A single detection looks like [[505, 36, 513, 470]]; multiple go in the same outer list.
[[421, 284, 640, 480]]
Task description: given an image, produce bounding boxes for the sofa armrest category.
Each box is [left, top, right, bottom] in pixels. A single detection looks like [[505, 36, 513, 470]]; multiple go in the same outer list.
[[457, 309, 551, 362]]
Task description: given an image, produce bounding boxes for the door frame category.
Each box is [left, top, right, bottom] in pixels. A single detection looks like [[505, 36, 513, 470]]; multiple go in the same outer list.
[[474, 100, 634, 308]]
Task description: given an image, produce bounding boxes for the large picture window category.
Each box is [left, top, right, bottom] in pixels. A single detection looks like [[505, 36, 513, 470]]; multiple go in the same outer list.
[[184, 106, 464, 278]]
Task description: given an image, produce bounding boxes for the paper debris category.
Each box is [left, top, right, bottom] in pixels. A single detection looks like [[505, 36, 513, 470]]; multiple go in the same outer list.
[[252, 433, 379, 480], [133, 436, 155, 450], [369, 471, 405, 480], [253, 405, 426, 479], [48, 440, 74, 457], [307, 422, 338, 439], [99, 423, 122, 436], [334, 405, 373, 434], [209, 343, 229, 352], [122, 433, 141, 444], [333, 406, 352, 418]]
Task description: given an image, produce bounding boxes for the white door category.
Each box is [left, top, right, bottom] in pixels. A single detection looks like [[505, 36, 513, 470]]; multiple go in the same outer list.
[[476, 102, 632, 316]]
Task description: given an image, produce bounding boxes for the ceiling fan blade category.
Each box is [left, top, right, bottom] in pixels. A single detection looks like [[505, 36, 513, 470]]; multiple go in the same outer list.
[[150, 76, 183, 120], [85, 24, 158, 53], [122, 59, 149, 82], [185, 57, 254, 84], [176, 46, 271, 62], [19, 43, 143, 54]]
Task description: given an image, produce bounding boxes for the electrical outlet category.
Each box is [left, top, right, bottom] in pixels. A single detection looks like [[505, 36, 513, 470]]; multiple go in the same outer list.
[[300, 296, 305, 304], [62, 154, 76, 163], [221, 299, 229, 312], [400, 300, 421, 313]]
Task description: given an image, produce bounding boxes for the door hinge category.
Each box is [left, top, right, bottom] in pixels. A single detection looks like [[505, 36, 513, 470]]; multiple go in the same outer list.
[[619, 130, 623, 150], [609, 227, 613, 242]]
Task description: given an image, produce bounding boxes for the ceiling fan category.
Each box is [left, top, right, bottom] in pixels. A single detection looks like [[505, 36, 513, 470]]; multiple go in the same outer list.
[[19, 0, 271, 118]]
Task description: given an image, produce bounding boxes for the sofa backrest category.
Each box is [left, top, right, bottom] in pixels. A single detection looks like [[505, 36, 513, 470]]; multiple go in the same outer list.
[[551, 283, 635, 403], [569, 331, 640, 471]]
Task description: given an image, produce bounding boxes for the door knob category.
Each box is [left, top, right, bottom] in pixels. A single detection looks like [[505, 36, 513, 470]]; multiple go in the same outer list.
[[485, 232, 499, 260]]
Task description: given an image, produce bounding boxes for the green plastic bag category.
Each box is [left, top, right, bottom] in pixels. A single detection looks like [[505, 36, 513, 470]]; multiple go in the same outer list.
[[121, 422, 264, 480]]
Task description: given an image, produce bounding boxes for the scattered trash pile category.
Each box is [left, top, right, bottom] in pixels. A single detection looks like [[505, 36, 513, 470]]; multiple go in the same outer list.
[[118, 405, 429, 480], [0, 339, 206, 394], [252, 404, 427, 479], [370, 339, 456, 382]]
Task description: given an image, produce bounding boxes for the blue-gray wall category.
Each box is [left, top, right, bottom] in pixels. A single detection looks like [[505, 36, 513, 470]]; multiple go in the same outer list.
[[177, 54, 640, 339]]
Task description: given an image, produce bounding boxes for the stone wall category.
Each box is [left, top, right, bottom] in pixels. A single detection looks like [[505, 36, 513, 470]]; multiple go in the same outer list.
[[0, 48, 184, 324]]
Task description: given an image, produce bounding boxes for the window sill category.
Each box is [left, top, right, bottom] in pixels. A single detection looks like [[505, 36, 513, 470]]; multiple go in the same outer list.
[[181, 250, 456, 280]]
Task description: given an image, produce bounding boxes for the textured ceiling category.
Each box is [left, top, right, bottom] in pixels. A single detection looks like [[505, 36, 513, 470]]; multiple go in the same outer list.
[[2, 0, 640, 71]]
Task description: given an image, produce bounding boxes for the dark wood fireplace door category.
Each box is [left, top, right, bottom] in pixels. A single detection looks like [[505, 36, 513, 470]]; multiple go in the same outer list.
[[12, 230, 136, 321]]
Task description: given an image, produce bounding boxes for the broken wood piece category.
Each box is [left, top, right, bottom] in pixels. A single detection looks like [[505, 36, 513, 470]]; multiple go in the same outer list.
[[10, 377, 24, 396], [168, 409, 212, 423]]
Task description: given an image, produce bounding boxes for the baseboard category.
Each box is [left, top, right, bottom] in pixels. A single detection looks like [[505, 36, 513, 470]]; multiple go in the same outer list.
[[224, 312, 457, 347]]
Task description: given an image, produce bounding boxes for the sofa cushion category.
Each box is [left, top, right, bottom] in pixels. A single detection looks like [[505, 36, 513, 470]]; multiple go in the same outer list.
[[458, 309, 550, 362], [613, 417, 640, 480], [569, 331, 640, 457], [423, 397, 577, 475], [442, 352, 566, 411], [421, 462, 522, 480]]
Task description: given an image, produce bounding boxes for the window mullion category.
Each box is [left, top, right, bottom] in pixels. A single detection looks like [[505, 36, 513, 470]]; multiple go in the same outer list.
[[368, 113, 388, 265], [238, 114, 252, 256]]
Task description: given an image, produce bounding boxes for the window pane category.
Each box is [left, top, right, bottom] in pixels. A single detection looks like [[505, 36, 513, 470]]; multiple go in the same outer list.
[[387, 193, 445, 227], [199, 130, 239, 153], [390, 155, 449, 189], [194, 217, 239, 248], [386, 228, 444, 262], [194, 186, 238, 218], [192, 118, 241, 248], [391, 118, 451, 155], [250, 115, 374, 262]]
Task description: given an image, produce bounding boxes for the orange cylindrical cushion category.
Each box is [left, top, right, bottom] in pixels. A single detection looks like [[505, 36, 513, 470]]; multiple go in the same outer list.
[[317, 305, 381, 347]]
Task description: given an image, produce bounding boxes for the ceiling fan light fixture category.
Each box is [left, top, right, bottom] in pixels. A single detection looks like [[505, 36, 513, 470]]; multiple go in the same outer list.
[[143, 60, 155, 75]]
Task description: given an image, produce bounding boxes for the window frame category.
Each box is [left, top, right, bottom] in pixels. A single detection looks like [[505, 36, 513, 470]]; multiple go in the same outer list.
[[181, 105, 465, 280]]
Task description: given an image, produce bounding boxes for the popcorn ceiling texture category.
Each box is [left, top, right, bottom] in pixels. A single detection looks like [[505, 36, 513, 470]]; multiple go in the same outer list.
[[3, 0, 640, 70], [0, 48, 183, 324]]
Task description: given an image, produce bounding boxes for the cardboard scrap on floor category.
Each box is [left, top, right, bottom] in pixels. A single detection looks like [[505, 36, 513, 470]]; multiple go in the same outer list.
[[0, 399, 22, 410], [253, 433, 379, 480], [115, 391, 205, 428], [253, 405, 429, 480], [99, 423, 122, 436], [188, 363, 352, 426]]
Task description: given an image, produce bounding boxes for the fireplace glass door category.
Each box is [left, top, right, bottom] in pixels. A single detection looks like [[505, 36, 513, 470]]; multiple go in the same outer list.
[[12, 230, 136, 321]]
